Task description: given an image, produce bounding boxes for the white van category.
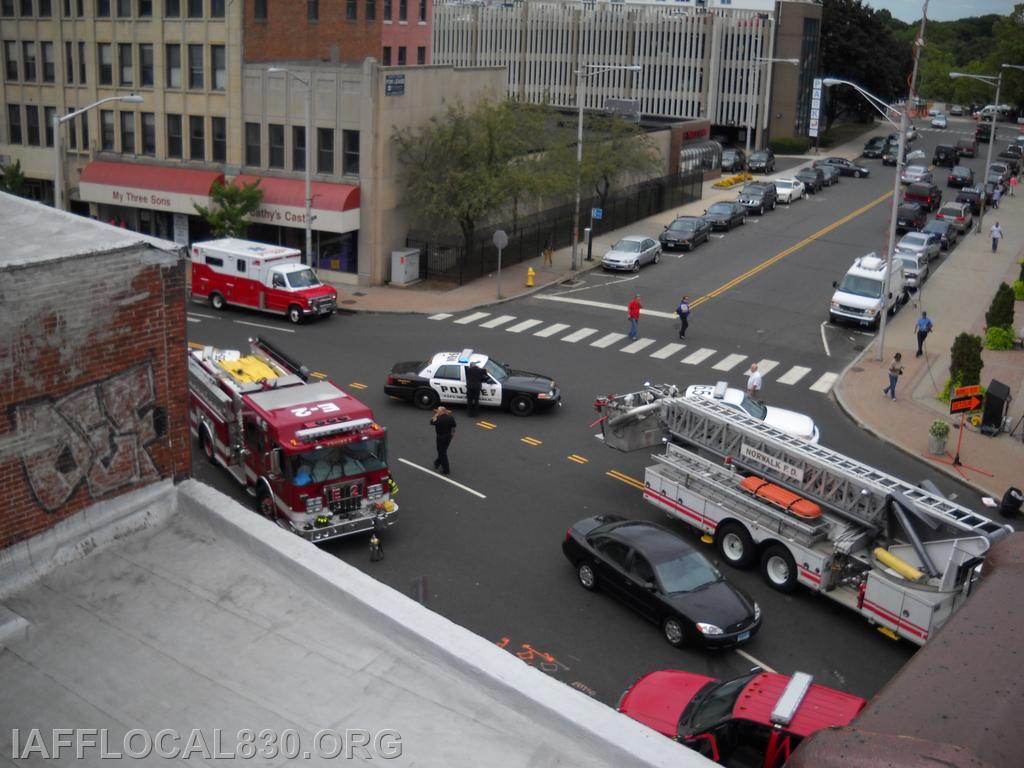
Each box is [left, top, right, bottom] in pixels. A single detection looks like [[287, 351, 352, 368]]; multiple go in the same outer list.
[[829, 253, 907, 329]]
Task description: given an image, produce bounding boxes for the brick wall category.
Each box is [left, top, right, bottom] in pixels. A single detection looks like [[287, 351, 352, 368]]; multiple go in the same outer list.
[[0, 249, 190, 550], [245, 0, 384, 63]]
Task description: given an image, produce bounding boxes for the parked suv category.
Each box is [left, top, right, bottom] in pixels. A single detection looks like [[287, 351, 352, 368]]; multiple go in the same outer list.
[[896, 202, 928, 233], [977, 122, 992, 143], [956, 136, 978, 157], [904, 182, 943, 212], [721, 148, 746, 173], [932, 144, 960, 167], [862, 136, 887, 158], [748, 149, 776, 173], [956, 186, 986, 215], [736, 181, 778, 215], [936, 202, 973, 234], [795, 167, 824, 194]]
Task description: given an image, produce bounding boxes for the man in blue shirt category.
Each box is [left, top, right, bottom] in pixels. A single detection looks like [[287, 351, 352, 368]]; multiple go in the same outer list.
[[915, 311, 933, 357]]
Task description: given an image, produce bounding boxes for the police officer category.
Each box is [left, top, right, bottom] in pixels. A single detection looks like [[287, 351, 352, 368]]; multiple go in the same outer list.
[[431, 406, 456, 475], [465, 360, 486, 417]]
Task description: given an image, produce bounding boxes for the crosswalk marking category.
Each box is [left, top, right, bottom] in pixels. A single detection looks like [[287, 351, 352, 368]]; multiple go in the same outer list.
[[682, 348, 716, 365], [591, 332, 627, 348], [777, 365, 811, 385], [713, 353, 747, 371], [562, 327, 599, 343], [756, 359, 780, 376], [622, 339, 657, 354], [480, 314, 516, 329], [809, 371, 839, 393], [650, 342, 685, 359], [429, 313, 454, 321], [454, 311, 490, 325], [506, 318, 543, 333], [534, 322, 570, 338]]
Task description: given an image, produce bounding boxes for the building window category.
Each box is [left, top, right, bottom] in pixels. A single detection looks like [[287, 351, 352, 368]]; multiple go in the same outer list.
[[0, 0, 12, 14], [66, 106, 76, 148], [189, 115, 204, 160], [166, 113, 182, 157], [138, 0, 151, 17], [417, 46, 425, 65], [397, 46, 406, 65], [244, 122, 261, 166], [42, 41, 54, 82], [45, 106, 55, 147], [4, 41, 17, 81], [316, 127, 333, 174], [211, 0, 223, 16], [141, 112, 155, 155], [75, 0, 81, 15], [118, 43, 133, 86], [80, 109, 88, 149], [307, 0, 317, 21], [187, 0, 202, 17], [19, 0, 30, 15], [211, 44, 225, 90], [365, 0, 374, 20], [22, 41, 36, 82], [211, 115, 226, 161], [166, 44, 180, 88], [98, 43, 112, 85], [382, 46, 391, 65], [165, 0, 178, 17], [253, 0, 265, 20], [398, 0, 406, 21], [345, 0, 355, 20], [120, 111, 135, 154], [188, 44, 203, 89], [342, 129, 359, 175], [116, 0, 130, 17], [292, 125, 305, 171], [25, 104, 39, 145], [6, 104, 21, 143], [96, 0, 109, 15], [418, 0, 425, 22], [268, 123, 284, 168], [100, 109, 114, 150], [139, 43, 153, 86], [383, 0, 389, 20], [77, 41, 85, 83], [39, 0, 50, 15], [64, 40, 73, 82]]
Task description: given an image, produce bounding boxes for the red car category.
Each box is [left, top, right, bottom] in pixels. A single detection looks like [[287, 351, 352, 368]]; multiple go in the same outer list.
[[618, 669, 866, 767]]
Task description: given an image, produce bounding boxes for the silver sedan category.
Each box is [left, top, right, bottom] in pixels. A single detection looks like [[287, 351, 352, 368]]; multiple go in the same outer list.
[[896, 231, 941, 262], [602, 236, 661, 272]]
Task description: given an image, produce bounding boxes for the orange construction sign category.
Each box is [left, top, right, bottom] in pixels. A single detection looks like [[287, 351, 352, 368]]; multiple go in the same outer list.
[[954, 385, 981, 398]]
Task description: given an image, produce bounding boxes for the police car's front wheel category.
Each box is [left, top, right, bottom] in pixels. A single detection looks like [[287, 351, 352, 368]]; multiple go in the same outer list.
[[414, 388, 439, 410], [510, 394, 534, 417]]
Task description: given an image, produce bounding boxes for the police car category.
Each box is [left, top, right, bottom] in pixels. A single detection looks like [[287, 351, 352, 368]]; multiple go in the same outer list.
[[384, 350, 561, 416]]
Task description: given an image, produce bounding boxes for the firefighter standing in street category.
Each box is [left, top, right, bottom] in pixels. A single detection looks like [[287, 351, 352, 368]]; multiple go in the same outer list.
[[465, 360, 486, 418], [431, 406, 456, 475]]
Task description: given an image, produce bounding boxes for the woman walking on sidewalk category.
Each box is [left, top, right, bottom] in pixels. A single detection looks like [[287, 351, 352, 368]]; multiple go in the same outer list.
[[882, 353, 903, 401]]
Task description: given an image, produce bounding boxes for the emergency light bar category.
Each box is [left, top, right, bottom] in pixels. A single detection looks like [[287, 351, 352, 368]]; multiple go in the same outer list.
[[770, 672, 813, 727], [458, 348, 474, 364], [296, 418, 374, 442]]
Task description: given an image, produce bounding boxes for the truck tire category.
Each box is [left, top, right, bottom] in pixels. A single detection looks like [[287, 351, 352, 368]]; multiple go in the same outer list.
[[509, 394, 534, 417], [414, 388, 439, 410], [199, 428, 217, 465], [715, 522, 756, 569], [760, 544, 798, 593], [210, 292, 225, 311], [256, 487, 275, 520], [287, 305, 303, 324]]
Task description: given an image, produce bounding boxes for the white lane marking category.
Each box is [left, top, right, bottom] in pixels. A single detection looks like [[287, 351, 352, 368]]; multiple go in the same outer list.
[[819, 321, 832, 357], [535, 294, 678, 319], [454, 311, 490, 325], [188, 311, 220, 320], [810, 372, 839, 393], [562, 327, 599, 343], [736, 649, 777, 673], [591, 332, 627, 348], [480, 314, 516, 329], [682, 348, 716, 365], [755, 359, 779, 376], [534, 322, 571, 338], [650, 342, 685, 359], [397, 458, 487, 498], [429, 313, 454, 321], [712, 353, 747, 371], [777, 365, 811, 385], [622, 339, 657, 354], [506, 318, 543, 333], [233, 320, 295, 333], [188, 317, 201, 323]]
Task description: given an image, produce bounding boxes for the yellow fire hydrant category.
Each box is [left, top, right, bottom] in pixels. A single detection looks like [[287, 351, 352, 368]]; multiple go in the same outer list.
[[526, 267, 535, 288]]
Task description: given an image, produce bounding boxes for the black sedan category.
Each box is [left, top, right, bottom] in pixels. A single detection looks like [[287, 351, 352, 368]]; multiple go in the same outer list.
[[562, 515, 761, 649], [896, 202, 927, 233], [385, 349, 560, 417], [947, 165, 974, 189], [660, 216, 712, 251], [795, 167, 824, 194], [814, 156, 870, 178], [702, 201, 747, 231], [922, 218, 957, 251]]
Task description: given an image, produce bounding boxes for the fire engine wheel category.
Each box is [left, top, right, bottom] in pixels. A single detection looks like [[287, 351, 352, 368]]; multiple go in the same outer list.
[[256, 488, 276, 520], [210, 292, 225, 311], [662, 616, 689, 648], [414, 388, 439, 410], [760, 544, 798, 593], [577, 562, 597, 591], [509, 394, 535, 417], [199, 430, 216, 465], [715, 522, 756, 569], [287, 305, 303, 324]]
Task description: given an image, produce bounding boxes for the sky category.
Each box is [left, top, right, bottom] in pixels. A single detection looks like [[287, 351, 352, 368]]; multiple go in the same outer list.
[[862, 0, 1016, 23]]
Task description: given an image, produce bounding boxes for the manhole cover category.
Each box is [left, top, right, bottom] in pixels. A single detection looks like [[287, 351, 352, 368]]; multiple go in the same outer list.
[[352, 291, 367, 297], [341, 299, 358, 305]]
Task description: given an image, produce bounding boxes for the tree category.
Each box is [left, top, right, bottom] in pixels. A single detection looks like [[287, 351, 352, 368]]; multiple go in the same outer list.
[[0, 159, 28, 198], [949, 332, 984, 388], [194, 179, 263, 238], [985, 281, 1016, 329], [575, 113, 661, 213]]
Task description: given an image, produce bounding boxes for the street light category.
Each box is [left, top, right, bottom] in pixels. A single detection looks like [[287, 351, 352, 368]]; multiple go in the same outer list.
[[572, 63, 641, 271], [268, 67, 314, 267], [821, 78, 901, 129], [53, 93, 143, 211], [745, 57, 799, 154]]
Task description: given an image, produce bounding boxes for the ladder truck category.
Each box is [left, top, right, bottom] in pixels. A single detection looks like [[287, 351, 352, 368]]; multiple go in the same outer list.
[[595, 385, 1012, 645], [189, 337, 398, 543]]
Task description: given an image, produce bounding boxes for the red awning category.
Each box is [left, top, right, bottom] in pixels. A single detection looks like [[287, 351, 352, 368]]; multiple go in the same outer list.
[[234, 175, 360, 211], [80, 161, 224, 196]]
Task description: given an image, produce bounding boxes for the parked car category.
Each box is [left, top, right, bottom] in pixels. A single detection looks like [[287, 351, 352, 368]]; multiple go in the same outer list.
[[901, 165, 932, 185], [935, 201, 974, 234], [989, 162, 1012, 184], [896, 250, 930, 291], [896, 230, 941, 262], [660, 216, 711, 252], [721, 148, 746, 173], [618, 668, 866, 764], [905, 125, 919, 142], [773, 178, 805, 204], [896, 202, 928, 233], [947, 165, 974, 189], [748, 149, 776, 174], [996, 153, 1021, 176], [562, 515, 761, 649], [1002, 143, 1023, 160], [795, 167, 824, 194], [818, 165, 841, 186], [956, 136, 978, 157], [977, 122, 992, 143], [736, 181, 778, 215], [956, 186, 986, 215], [602, 235, 661, 272], [813, 156, 870, 177], [931, 113, 948, 129], [922, 218, 957, 251], [904, 181, 943, 212], [702, 201, 747, 231], [685, 383, 820, 442], [932, 144, 959, 167], [882, 142, 901, 166], [950, 104, 965, 116], [862, 136, 887, 158]]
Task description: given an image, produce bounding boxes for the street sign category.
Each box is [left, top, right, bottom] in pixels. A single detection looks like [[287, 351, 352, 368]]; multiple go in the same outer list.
[[492, 229, 508, 250], [950, 394, 983, 414], [385, 74, 405, 96], [591, 208, 603, 220], [954, 385, 981, 397], [810, 77, 823, 138]]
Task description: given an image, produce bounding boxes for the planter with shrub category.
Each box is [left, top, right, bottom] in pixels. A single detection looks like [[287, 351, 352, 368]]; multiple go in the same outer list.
[[928, 420, 951, 455]]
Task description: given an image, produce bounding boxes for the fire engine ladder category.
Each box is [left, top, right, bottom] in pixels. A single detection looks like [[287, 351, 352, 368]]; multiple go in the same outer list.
[[661, 396, 1011, 541]]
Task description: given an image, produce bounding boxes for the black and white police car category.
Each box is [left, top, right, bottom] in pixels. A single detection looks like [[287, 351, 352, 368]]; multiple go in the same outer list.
[[384, 349, 561, 416]]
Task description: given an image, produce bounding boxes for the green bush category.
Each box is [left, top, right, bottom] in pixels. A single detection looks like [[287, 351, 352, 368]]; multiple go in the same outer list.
[[985, 282, 1016, 329], [986, 326, 1016, 349], [1013, 279, 1024, 301], [938, 377, 987, 404], [769, 136, 811, 154], [949, 332, 984, 390], [1018, 259, 1024, 285], [929, 420, 950, 439]]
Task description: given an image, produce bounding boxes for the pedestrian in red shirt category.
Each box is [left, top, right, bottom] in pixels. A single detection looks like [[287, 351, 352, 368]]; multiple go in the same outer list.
[[627, 294, 642, 339]]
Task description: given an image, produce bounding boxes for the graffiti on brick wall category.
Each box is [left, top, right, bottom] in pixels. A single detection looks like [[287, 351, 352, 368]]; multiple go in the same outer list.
[[10, 364, 164, 512]]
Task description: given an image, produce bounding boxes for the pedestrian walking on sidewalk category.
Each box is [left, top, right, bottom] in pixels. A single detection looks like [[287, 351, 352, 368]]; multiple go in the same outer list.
[[991, 221, 1003, 253], [915, 311, 933, 357], [627, 294, 642, 340], [543, 240, 554, 267], [882, 353, 903, 401], [1011, 175, 1018, 196], [431, 406, 456, 476], [745, 363, 763, 399], [676, 295, 691, 339], [993, 184, 1002, 209]]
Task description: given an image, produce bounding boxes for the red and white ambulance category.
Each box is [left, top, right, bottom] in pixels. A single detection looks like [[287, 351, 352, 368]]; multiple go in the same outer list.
[[189, 238, 338, 324]]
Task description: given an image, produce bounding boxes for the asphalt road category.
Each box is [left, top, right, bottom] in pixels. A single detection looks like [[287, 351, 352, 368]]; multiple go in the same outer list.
[[187, 114, 1011, 709]]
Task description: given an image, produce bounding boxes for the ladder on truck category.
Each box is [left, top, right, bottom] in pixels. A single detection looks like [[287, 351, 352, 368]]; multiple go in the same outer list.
[[662, 395, 1011, 540]]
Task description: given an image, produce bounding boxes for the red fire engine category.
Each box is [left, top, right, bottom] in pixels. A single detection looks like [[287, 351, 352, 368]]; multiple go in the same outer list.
[[188, 337, 398, 542]]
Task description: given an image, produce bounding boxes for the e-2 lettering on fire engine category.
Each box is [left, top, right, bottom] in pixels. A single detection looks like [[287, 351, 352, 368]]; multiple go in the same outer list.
[[595, 385, 1013, 645], [189, 337, 398, 542]]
